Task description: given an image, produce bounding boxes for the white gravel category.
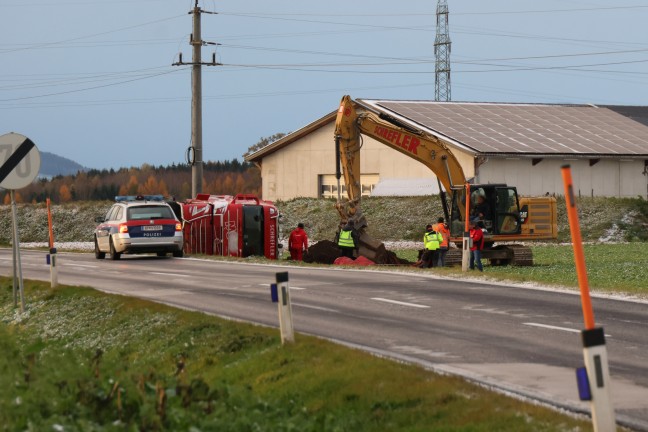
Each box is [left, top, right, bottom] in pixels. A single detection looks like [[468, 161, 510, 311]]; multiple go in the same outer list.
[[21, 242, 94, 251]]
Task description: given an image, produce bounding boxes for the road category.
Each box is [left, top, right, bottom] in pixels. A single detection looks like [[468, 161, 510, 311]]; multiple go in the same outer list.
[[3, 249, 648, 430]]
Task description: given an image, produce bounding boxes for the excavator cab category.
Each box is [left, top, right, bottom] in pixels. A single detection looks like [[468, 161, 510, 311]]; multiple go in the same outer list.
[[449, 185, 522, 238]]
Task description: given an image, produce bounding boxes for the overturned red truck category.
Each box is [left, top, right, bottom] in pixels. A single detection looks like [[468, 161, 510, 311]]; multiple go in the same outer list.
[[168, 194, 280, 259]]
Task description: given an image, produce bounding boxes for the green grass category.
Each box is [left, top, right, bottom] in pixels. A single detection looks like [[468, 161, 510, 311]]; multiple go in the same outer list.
[[394, 243, 648, 295], [0, 278, 593, 431]]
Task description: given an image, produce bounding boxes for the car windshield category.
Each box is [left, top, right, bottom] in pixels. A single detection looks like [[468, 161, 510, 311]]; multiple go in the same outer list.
[[127, 205, 175, 221]]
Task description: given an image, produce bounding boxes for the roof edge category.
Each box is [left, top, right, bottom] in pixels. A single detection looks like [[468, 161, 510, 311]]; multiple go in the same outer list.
[[244, 111, 337, 162]]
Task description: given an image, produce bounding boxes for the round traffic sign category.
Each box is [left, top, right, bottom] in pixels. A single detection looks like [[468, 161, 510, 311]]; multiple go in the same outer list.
[[0, 132, 41, 190]]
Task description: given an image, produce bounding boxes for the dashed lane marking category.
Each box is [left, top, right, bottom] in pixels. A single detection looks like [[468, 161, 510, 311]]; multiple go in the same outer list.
[[257, 284, 306, 290], [149, 272, 189, 278], [371, 297, 430, 309], [292, 302, 339, 313], [524, 322, 612, 337]]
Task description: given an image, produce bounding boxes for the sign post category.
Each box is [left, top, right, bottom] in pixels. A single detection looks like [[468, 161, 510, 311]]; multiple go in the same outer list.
[[0, 133, 41, 312]]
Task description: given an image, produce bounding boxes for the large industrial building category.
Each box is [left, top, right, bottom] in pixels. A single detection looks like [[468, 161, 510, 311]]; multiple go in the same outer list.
[[244, 99, 648, 201]]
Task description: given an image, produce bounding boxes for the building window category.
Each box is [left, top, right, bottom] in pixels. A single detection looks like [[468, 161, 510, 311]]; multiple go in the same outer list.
[[319, 174, 379, 198]]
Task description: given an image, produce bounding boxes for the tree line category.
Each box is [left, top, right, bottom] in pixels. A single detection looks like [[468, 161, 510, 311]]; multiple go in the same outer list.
[[3, 160, 261, 204]]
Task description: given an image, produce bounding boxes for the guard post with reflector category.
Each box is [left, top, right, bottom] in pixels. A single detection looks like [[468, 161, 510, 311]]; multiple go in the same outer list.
[[270, 272, 294, 344], [561, 164, 615, 432], [46, 198, 58, 288]]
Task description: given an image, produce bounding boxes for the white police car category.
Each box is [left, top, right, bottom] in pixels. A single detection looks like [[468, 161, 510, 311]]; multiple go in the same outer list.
[[94, 195, 184, 260]]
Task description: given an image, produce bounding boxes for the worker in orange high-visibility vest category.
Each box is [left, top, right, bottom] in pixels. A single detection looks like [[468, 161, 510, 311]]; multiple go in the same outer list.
[[433, 217, 451, 267]]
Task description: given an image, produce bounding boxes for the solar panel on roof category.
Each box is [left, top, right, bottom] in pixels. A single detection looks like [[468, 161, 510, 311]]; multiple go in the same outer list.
[[369, 101, 648, 155]]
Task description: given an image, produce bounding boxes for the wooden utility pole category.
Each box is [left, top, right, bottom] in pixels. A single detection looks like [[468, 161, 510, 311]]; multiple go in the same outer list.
[[173, 1, 220, 197]]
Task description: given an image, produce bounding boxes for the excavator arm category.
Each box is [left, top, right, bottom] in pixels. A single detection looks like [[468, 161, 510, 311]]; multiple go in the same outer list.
[[334, 95, 467, 262]]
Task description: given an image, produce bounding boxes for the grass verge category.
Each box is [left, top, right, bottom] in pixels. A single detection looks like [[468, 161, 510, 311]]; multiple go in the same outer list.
[[393, 243, 648, 296], [0, 278, 593, 431]]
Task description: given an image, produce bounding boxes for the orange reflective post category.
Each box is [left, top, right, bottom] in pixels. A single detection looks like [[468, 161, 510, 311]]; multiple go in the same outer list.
[[464, 183, 470, 233], [46, 198, 54, 249], [561, 165, 595, 330], [461, 183, 471, 272]]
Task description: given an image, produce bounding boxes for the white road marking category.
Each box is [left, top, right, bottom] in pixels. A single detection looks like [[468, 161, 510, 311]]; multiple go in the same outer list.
[[257, 284, 306, 290], [292, 302, 339, 313], [149, 272, 189, 278], [524, 322, 581, 334], [62, 263, 98, 269], [371, 297, 430, 309], [524, 322, 612, 337]]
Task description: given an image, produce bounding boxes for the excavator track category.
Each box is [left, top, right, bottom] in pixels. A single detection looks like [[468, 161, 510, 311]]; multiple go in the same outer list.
[[443, 244, 533, 267], [489, 244, 533, 266]]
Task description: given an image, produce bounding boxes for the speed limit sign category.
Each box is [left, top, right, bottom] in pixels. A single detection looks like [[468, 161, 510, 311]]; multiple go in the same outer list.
[[0, 132, 41, 190]]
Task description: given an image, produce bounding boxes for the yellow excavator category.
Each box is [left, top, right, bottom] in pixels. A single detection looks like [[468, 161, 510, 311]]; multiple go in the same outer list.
[[334, 95, 557, 266]]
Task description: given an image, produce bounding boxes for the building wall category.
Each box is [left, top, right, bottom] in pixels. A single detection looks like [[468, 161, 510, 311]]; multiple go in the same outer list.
[[478, 158, 648, 198], [259, 122, 476, 201]]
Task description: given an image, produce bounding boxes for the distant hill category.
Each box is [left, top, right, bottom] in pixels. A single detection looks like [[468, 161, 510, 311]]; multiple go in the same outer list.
[[39, 151, 86, 177]]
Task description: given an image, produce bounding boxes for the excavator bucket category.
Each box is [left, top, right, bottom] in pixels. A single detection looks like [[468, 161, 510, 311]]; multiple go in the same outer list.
[[357, 230, 400, 265]]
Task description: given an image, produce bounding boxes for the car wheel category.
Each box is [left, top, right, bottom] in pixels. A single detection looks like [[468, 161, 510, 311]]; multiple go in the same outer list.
[[172, 249, 184, 258], [109, 237, 121, 260], [94, 237, 105, 259]]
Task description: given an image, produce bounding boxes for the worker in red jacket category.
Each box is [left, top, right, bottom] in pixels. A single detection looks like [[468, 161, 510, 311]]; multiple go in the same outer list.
[[288, 222, 309, 261], [469, 218, 484, 272]]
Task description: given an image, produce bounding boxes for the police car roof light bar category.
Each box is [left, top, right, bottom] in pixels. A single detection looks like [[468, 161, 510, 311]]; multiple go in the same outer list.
[[115, 195, 165, 202]]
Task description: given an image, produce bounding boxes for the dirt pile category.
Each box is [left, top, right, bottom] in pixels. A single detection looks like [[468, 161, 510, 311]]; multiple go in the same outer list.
[[303, 240, 340, 264], [303, 240, 406, 265]]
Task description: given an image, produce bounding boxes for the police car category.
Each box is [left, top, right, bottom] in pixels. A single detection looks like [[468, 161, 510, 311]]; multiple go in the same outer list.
[[94, 195, 184, 260]]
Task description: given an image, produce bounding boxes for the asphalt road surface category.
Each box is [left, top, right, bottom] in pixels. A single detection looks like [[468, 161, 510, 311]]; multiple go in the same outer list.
[[3, 249, 648, 430]]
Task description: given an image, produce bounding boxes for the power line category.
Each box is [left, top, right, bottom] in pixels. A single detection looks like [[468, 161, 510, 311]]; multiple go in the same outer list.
[[0, 68, 186, 102], [216, 5, 648, 17], [0, 14, 185, 54]]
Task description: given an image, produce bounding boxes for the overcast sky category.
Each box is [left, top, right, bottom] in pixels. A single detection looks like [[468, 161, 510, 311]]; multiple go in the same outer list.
[[2, 0, 647, 170]]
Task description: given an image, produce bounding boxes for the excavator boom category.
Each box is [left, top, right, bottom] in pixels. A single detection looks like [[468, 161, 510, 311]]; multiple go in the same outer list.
[[335, 95, 465, 206], [333, 95, 557, 266]]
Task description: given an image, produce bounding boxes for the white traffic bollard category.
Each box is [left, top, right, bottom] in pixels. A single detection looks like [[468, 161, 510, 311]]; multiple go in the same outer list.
[[48, 247, 58, 288], [581, 328, 616, 432], [272, 272, 294, 344], [461, 232, 471, 272]]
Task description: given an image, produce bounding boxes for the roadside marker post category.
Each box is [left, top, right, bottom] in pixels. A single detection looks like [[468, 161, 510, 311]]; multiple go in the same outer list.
[[46, 198, 58, 288], [271, 272, 294, 344], [10, 190, 25, 312], [0, 133, 41, 313], [461, 183, 471, 272], [562, 165, 616, 432]]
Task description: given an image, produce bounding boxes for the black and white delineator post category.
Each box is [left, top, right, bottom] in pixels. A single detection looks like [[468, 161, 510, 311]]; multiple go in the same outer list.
[[46, 198, 58, 288], [0, 133, 41, 313], [271, 272, 294, 344], [580, 328, 615, 431], [562, 165, 615, 431]]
